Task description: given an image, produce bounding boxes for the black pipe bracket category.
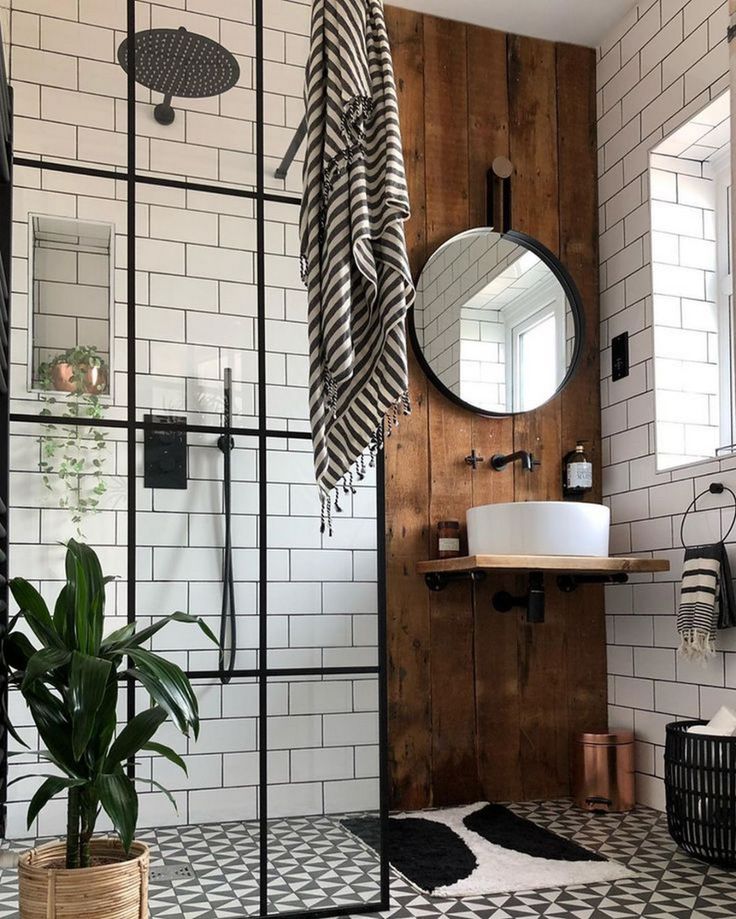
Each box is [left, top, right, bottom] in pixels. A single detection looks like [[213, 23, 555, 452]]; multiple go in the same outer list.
[[557, 572, 629, 592], [424, 570, 487, 592]]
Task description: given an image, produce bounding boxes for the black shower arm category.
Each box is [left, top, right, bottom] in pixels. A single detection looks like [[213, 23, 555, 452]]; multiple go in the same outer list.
[[275, 115, 307, 180]]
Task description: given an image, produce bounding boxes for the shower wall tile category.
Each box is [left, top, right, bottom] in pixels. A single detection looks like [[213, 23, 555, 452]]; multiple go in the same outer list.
[[5, 0, 378, 841], [7, 0, 268, 188]]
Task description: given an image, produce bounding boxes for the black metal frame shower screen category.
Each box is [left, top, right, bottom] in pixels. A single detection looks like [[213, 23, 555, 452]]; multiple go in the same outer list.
[[0, 2, 391, 916]]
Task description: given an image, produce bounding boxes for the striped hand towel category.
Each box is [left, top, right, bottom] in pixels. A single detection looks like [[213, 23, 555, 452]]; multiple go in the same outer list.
[[300, 0, 415, 534], [677, 543, 736, 661]]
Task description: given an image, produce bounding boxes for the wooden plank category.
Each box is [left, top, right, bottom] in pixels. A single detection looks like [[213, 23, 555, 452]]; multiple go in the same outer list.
[[465, 23, 521, 804], [423, 14, 481, 806], [384, 5, 433, 811], [508, 33, 562, 502], [423, 15, 470, 252], [417, 555, 671, 574], [386, 5, 427, 281], [506, 33, 568, 799], [467, 26, 509, 231], [557, 42, 609, 759]]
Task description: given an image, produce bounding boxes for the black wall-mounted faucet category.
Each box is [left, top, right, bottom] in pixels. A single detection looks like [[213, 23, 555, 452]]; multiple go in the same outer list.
[[490, 450, 540, 472]]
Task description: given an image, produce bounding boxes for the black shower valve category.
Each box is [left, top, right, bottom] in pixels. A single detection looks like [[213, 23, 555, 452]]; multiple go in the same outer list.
[[465, 449, 485, 470]]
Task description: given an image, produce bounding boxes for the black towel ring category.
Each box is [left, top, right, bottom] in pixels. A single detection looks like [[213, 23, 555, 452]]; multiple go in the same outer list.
[[680, 482, 736, 548]]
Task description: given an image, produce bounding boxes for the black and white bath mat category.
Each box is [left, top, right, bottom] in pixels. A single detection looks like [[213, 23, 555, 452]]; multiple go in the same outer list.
[[343, 802, 634, 898]]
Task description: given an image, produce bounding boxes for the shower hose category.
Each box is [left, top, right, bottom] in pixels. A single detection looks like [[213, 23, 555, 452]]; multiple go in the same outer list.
[[218, 370, 236, 684]]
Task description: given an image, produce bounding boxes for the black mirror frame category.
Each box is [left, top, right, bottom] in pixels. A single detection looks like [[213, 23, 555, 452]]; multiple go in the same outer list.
[[408, 228, 586, 418]]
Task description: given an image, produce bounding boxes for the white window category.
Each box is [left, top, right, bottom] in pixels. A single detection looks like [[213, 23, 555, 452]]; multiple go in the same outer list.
[[508, 292, 565, 412], [649, 90, 731, 470]]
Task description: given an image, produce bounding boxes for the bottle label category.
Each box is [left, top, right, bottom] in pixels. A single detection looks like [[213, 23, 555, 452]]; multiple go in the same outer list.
[[567, 461, 593, 489], [439, 538, 460, 552]]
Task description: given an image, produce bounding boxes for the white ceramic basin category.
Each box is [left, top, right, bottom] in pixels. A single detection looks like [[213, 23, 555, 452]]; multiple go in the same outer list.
[[466, 501, 611, 557]]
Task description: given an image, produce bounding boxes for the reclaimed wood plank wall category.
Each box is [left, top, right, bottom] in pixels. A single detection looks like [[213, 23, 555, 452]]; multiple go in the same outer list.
[[384, 6, 604, 808]]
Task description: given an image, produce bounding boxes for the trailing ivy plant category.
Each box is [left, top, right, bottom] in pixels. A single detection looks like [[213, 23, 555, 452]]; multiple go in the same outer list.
[[0, 540, 217, 868], [37, 346, 110, 538]]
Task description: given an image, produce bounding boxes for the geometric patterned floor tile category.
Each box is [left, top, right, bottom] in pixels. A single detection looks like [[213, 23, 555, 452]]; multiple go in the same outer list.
[[1, 799, 734, 918]]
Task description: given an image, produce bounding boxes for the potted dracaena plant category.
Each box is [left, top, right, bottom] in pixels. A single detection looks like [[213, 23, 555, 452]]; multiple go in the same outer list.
[[0, 540, 217, 919]]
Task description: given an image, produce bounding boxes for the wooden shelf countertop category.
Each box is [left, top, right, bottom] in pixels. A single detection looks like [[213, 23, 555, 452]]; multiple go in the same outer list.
[[417, 554, 671, 575]]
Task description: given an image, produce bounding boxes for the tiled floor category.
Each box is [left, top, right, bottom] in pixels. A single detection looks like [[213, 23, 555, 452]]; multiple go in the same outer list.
[[1, 799, 735, 918]]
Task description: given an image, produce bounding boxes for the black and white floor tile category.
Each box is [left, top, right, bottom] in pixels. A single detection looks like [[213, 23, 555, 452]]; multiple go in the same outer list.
[[1, 800, 735, 918]]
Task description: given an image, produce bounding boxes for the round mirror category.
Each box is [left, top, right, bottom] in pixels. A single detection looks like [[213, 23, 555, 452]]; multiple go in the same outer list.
[[410, 228, 584, 416]]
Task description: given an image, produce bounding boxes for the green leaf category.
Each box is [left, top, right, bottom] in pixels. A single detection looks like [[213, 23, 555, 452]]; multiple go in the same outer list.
[[68, 652, 112, 760], [53, 585, 74, 648], [105, 612, 217, 654], [66, 545, 90, 654], [105, 707, 167, 770], [127, 649, 199, 738], [9, 578, 64, 650], [7, 749, 82, 779], [2, 632, 39, 671], [141, 742, 187, 775], [97, 771, 138, 853], [86, 677, 119, 766], [22, 648, 71, 690], [132, 776, 178, 812], [27, 776, 84, 829], [100, 622, 135, 651], [74, 541, 106, 653], [24, 684, 76, 772], [0, 692, 29, 749]]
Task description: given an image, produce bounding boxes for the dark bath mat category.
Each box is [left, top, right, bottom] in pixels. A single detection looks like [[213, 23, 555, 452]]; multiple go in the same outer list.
[[343, 802, 632, 897], [342, 815, 477, 891], [463, 803, 606, 863]]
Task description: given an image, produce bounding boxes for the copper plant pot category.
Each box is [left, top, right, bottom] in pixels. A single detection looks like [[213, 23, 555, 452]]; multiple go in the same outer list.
[[50, 362, 108, 395]]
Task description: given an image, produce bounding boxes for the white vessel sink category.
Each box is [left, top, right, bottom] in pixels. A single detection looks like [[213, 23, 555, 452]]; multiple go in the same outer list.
[[466, 501, 611, 557]]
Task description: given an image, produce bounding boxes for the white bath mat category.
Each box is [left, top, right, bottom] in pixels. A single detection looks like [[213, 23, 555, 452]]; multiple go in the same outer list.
[[343, 801, 635, 898]]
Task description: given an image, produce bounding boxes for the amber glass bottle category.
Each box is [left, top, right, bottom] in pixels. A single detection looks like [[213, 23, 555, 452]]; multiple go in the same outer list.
[[437, 520, 461, 558]]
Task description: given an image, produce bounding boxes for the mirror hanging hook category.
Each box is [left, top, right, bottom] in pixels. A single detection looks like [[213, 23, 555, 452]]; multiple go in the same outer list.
[[487, 156, 513, 233]]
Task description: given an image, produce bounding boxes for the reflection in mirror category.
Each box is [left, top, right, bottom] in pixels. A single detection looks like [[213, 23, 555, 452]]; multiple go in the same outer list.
[[413, 229, 578, 415], [649, 90, 731, 470], [28, 214, 114, 398]]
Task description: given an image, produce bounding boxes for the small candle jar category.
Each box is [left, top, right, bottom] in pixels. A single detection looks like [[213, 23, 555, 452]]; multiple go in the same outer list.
[[437, 520, 461, 559]]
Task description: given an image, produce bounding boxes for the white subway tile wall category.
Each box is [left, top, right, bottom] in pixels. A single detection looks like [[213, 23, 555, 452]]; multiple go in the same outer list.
[[598, 0, 735, 810], [9, 0, 308, 193], [5, 0, 378, 839]]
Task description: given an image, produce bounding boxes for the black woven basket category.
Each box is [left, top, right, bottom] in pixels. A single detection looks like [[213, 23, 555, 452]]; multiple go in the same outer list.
[[664, 720, 736, 867]]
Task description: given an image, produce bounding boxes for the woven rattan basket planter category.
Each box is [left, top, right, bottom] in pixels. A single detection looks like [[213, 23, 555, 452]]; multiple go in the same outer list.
[[665, 720, 736, 868], [18, 838, 149, 919]]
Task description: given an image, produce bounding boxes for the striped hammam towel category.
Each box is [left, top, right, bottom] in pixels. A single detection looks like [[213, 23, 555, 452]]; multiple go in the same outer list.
[[678, 543, 736, 661], [299, 0, 415, 534]]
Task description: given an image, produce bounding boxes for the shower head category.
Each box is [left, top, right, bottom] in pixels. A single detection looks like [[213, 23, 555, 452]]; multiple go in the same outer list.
[[117, 26, 240, 125]]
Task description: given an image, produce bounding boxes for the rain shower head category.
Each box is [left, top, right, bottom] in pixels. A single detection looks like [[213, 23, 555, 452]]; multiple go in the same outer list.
[[117, 26, 240, 125]]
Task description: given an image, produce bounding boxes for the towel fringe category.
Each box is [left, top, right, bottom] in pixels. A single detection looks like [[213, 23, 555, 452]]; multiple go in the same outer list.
[[319, 390, 410, 536], [678, 629, 716, 663]]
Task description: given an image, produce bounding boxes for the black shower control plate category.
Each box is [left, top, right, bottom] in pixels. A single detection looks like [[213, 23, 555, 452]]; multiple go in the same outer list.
[[144, 414, 187, 489], [611, 331, 629, 381]]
